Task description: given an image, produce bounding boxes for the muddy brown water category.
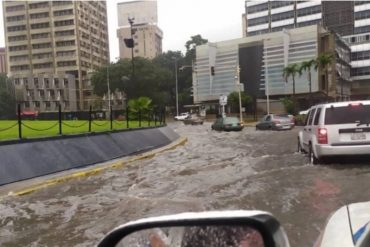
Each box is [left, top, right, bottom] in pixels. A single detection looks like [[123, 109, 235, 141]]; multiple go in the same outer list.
[[1, 122, 370, 247]]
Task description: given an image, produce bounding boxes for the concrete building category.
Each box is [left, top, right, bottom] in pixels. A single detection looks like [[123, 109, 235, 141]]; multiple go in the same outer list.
[[3, 0, 110, 112], [117, 0, 163, 59], [0, 48, 6, 74], [194, 25, 351, 111], [343, 1, 370, 99], [244, 0, 370, 100]]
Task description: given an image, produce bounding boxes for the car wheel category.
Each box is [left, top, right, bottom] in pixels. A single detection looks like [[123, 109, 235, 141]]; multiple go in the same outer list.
[[309, 144, 319, 165]]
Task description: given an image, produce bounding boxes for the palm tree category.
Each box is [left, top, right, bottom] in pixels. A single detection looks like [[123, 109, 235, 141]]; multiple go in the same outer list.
[[299, 59, 316, 106], [315, 53, 334, 101], [283, 63, 299, 98], [128, 96, 153, 120]]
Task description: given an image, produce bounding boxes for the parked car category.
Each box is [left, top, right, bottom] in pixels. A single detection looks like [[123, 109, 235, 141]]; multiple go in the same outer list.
[[174, 112, 190, 121], [256, 114, 293, 130], [298, 100, 370, 164], [183, 114, 204, 125], [211, 117, 243, 131]]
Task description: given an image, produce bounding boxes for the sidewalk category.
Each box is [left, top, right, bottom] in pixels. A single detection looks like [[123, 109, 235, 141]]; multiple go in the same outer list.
[[0, 136, 187, 200]]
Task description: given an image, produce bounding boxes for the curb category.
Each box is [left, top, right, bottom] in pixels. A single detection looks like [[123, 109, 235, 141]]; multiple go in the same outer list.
[[1, 137, 188, 199]]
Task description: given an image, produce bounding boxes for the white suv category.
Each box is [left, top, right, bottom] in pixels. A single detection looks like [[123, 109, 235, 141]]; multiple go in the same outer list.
[[298, 100, 370, 164]]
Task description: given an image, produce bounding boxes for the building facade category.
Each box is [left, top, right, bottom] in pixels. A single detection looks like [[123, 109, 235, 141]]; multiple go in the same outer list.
[[194, 25, 350, 108], [0, 48, 6, 74], [117, 0, 163, 60], [244, 0, 370, 100], [3, 0, 110, 112]]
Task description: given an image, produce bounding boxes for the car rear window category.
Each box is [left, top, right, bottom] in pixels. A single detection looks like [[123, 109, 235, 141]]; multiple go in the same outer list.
[[224, 117, 239, 124], [325, 104, 370, 125]]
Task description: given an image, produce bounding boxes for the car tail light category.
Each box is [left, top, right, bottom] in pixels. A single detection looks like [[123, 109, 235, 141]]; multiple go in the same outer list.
[[317, 128, 328, 144]]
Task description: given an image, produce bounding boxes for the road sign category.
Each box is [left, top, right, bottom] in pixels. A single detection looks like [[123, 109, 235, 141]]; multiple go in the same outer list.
[[219, 95, 227, 106]]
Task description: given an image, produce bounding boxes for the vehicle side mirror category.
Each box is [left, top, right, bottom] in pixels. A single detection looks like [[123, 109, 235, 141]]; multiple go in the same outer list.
[[98, 211, 290, 247]]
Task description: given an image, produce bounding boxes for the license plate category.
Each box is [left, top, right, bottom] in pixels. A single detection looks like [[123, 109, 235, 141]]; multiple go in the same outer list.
[[351, 133, 366, 140]]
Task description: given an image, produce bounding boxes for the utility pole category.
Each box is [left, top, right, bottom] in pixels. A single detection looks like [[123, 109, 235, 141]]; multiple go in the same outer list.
[[107, 65, 111, 111], [174, 58, 179, 116], [236, 66, 243, 123], [128, 17, 135, 78]]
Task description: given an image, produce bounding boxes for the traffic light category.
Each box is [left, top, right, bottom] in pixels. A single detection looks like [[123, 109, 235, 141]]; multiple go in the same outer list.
[[124, 38, 134, 48], [211, 66, 215, 76]]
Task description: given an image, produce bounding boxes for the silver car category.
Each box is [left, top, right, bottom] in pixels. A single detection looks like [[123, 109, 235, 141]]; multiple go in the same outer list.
[[298, 100, 370, 164], [256, 114, 293, 130]]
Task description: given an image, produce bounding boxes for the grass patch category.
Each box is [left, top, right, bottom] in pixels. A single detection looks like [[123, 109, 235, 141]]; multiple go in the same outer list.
[[0, 120, 161, 141]]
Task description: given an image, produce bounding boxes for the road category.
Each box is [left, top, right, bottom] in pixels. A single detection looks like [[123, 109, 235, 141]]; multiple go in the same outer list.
[[1, 122, 370, 246]]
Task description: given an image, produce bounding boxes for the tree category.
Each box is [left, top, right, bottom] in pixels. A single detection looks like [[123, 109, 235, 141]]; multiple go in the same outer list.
[[185, 34, 208, 60], [283, 63, 300, 98], [0, 74, 16, 119], [281, 97, 295, 115], [299, 59, 316, 106], [91, 58, 173, 108], [227, 91, 252, 113], [128, 96, 153, 120], [315, 53, 334, 101]]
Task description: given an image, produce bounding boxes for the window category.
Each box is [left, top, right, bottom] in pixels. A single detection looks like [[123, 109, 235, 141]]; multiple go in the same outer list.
[[9, 45, 28, 51], [56, 51, 75, 57], [54, 9, 73, 16], [54, 20, 74, 27], [7, 15, 25, 22], [297, 5, 321, 17], [29, 2, 49, 9], [33, 53, 52, 59], [8, 35, 27, 42], [7, 25, 26, 32], [308, 109, 315, 125], [55, 30, 74, 37], [31, 23, 50, 29], [247, 2, 269, 14], [32, 43, 51, 49], [271, 11, 294, 22], [321, 75, 326, 90], [305, 110, 312, 126], [10, 55, 29, 62], [52, 1, 72, 6], [33, 63, 52, 69], [271, 1, 294, 9], [355, 10, 370, 20], [313, 108, 321, 125], [325, 105, 370, 125], [248, 16, 269, 27], [31, 33, 50, 39], [57, 61, 76, 67], [56, 41, 75, 47], [30, 12, 49, 19], [6, 5, 25, 12]]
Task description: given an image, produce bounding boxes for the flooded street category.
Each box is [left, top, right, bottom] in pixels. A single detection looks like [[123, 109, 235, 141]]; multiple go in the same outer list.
[[2, 122, 370, 247]]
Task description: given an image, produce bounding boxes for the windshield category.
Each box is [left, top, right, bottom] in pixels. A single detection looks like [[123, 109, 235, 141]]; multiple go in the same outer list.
[[2, 1, 370, 247], [325, 105, 370, 125]]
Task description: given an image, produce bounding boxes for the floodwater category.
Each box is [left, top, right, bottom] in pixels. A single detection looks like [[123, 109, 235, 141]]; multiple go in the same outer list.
[[1, 122, 370, 247]]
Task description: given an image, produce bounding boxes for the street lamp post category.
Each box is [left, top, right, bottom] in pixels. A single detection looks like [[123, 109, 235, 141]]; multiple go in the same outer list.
[[128, 17, 135, 78], [235, 66, 243, 123], [107, 65, 111, 112], [174, 58, 179, 117]]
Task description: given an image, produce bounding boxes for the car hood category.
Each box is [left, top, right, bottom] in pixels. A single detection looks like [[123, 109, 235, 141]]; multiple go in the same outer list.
[[318, 201, 370, 247]]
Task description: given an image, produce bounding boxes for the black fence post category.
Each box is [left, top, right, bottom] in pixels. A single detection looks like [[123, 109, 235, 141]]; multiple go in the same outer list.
[[139, 110, 142, 127], [88, 105, 92, 132], [148, 111, 151, 127], [17, 104, 22, 139], [58, 104, 62, 135], [110, 106, 113, 130], [163, 108, 166, 124], [154, 111, 157, 126], [126, 106, 129, 129]]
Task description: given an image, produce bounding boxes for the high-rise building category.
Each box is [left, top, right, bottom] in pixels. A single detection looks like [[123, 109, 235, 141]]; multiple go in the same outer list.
[[117, 0, 163, 60], [244, 0, 370, 99], [0, 48, 6, 74], [3, 0, 110, 112]]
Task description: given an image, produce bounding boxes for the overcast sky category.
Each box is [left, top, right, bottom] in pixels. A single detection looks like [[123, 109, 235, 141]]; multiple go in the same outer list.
[[0, 0, 245, 62]]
